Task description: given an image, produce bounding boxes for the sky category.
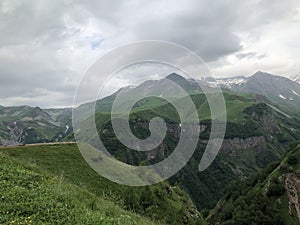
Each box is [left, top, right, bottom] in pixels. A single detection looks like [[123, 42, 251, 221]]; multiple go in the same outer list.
[[0, 0, 300, 108]]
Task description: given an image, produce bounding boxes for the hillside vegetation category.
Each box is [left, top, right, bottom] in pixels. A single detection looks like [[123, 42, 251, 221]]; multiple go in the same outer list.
[[208, 142, 300, 225], [70, 89, 300, 210], [0, 144, 206, 225], [0, 106, 71, 145]]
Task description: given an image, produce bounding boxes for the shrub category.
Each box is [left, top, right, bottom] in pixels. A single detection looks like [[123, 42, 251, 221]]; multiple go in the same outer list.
[[267, 183, 285, 197], [287, 155, 298, 165]]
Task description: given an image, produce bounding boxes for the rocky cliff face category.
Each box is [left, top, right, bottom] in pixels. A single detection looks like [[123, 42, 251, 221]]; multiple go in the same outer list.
[[132, 114, 287, 165], [284, 173, 300, 223], [132, 121, 207, 161], [218, 136, 266, 155], [134, 111, 296, 170]]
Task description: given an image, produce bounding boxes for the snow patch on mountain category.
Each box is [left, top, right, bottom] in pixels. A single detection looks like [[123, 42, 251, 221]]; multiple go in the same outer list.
[[279, 94, 286, 100], [65, 125, 69, 134], [202, 76, 247, 88], [292, 90, 300, 97], [291, 75, 300, 84]]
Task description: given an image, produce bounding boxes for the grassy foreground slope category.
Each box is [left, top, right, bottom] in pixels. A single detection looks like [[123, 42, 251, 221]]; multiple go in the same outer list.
[[0, 152, 156, 225], [0, 144, 205, 225]]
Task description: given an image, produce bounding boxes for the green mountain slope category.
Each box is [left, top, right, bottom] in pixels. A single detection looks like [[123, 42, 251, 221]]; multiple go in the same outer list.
[[0, 106, 72, 145], [208, 142, 300, 225], [68, 74, 300, 211], [0, 144, 206, 225], [0, 152, 157, 225], [80, 91, 300, 210]]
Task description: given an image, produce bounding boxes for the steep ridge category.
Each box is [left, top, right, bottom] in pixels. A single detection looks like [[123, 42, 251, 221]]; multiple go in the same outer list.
[[208, 141, 300, 225]]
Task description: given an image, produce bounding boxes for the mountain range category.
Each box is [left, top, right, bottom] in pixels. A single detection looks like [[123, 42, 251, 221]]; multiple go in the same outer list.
[[202, 71, 300, 114], [1, 71, 300, 147], [0, 105, 72, 145]]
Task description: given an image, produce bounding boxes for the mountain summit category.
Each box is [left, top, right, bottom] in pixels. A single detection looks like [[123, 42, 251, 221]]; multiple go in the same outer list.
[[203, 71, 300, 114], [166, 72, 186, 80]]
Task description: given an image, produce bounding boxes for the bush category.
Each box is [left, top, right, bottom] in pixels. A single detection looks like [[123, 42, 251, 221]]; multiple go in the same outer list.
[[287, 155, 298, 165], [267, 183, 285, 197]]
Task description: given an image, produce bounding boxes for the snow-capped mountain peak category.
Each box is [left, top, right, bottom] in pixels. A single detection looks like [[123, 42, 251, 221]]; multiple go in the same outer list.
[[202, 76, 247, 89], [291, 75, 300, 84]]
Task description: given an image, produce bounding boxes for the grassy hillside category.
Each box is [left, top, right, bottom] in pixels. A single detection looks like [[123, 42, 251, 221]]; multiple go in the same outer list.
[[208, 142, 300, 225], [91, 91, 256, 122], [0, 144, 206, 225], [0, 152, 157, 225]]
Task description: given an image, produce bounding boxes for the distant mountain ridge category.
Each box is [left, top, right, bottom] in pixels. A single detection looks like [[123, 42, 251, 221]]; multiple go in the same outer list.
[[2, 71, 300, 146], [202, 71, 300, 114], [0, 105, 72, 145]]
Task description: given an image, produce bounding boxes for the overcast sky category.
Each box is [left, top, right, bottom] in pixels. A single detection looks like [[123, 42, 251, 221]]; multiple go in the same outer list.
[[1, 0, 300, 108]]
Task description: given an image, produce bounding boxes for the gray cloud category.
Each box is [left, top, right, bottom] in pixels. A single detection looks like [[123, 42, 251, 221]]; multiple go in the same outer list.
[[0, 0, 299, 107], [235, 52, 267, 59], [131, 1, 242, 61]]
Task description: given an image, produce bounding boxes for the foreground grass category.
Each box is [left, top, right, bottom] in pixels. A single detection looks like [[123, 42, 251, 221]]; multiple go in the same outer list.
[[0, 144, 204, 225], [0, 151, 159, 225]]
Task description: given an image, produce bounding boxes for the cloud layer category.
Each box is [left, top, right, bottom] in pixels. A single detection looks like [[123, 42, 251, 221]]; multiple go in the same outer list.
[[0, 0, 300, 107]]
